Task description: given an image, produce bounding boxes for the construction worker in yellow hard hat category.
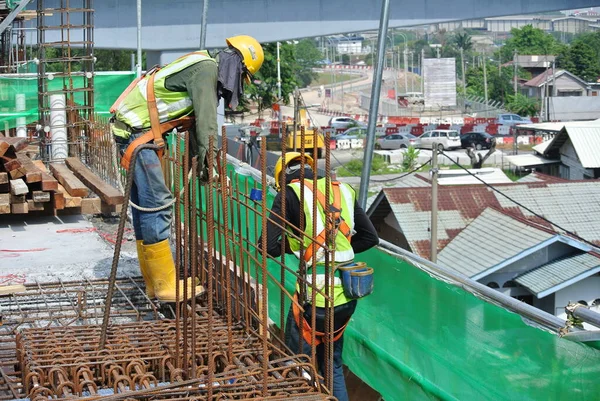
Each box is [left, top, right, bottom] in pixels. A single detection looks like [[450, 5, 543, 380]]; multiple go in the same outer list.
[[111, 35, 263, 303], [263, 152, 379, 401]]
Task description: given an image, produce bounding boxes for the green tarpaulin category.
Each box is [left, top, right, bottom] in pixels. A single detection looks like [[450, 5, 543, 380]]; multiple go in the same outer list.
[[0, 72, 135, 130]]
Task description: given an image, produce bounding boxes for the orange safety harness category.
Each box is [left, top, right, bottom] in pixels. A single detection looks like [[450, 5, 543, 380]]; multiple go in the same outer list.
[[299, 180, 352, 263], [291, 179, 353, 346], [111, 55, 201, 171]]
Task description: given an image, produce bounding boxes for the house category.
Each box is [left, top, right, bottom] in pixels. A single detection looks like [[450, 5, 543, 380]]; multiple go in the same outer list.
[[503, 55, 555, 79], [367, 180, 600, 327], [521, 69, 592, 98]]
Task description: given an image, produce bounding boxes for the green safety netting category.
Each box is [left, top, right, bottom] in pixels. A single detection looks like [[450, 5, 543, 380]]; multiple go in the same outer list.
[[0, 72, 135, 129], [182, 156, 600, 401]]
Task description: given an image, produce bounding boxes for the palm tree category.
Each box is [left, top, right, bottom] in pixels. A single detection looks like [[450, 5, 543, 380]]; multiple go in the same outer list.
[[454, 32, 473, 52]]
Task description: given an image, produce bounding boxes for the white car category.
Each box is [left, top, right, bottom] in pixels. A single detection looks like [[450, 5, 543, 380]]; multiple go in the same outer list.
[[418, 130, 461, 151], [328, 117, 366, 129], [377, 133, 419, 150]]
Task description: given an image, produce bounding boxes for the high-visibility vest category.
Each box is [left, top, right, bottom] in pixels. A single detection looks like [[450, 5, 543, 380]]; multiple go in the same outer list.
[[288, 178, 356, 307], [113, 51, 216, 138]]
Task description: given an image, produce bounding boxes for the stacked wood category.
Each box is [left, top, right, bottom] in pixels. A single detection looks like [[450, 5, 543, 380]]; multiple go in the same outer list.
[[0, 138, 124, 216]]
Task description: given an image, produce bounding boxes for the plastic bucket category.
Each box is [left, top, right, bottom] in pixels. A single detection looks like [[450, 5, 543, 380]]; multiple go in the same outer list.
[[337, 262, 374, 299]]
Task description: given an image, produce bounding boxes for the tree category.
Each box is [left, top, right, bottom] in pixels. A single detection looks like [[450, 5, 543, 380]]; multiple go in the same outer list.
[[454, 32, 473, 52], [506, 93, 539, 117], [557, 33, 600, 82], [294, 39, 323, 87], [499, 25, 561, 61], [465, 62, 515, 104], [244, 42, 300, 115], [341, 54, 350, 65]]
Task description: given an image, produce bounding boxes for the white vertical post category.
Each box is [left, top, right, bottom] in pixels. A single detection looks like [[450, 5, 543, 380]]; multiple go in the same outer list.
[[136, 0, 142, 78], [15, 93, 26, 137], [50, 94, 68, 160]]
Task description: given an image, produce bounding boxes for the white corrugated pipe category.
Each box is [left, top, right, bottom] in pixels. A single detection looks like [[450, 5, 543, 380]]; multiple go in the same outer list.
[[50, 94, 68, 160], [15, 93, 26, 137]]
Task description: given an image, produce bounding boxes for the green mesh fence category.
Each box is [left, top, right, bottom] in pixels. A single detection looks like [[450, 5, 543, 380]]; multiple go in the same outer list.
[[194, 161, 600, 401], [0, 72, 135, 129]]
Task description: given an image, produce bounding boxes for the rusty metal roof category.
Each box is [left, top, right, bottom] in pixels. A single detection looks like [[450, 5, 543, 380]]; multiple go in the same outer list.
[[376, 181, 600, 259]]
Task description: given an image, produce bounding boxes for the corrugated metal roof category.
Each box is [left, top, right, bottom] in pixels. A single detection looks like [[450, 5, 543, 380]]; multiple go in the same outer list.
[[437, 208, 554, 277], [563, 126, 600, 168], [533, 139, 553, 154], [379, 181, 600, 259], [517, 119, 600, 133], [505, 154, 560, 167], [515, 253, 600, 297], [517, 172, 567, 183], [417, 168, 513, 185]]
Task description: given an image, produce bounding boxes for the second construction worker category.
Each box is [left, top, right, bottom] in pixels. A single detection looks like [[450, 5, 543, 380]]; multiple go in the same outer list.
[[111, 35, 264, 302], [264, 153, 379, 401]]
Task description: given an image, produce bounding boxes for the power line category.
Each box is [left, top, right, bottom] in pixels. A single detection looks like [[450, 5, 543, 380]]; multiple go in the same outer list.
[[439, 150, 599, 249]]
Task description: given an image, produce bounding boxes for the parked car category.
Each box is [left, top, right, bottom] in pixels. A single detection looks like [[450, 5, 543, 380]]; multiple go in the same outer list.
[[497, 113, 532, 126], [376, 133, 419, 150], [405, 92, 425, 105], [460, 132, 494, 150], [418, 130, 461, 151], [339, 127, 368, 138], [328, 117, 366, 129]]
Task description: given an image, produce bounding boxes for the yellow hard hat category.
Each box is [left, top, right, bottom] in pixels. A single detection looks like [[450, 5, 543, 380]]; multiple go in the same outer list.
[[226, 35, 264, 84], [274, 152, 315, 191]]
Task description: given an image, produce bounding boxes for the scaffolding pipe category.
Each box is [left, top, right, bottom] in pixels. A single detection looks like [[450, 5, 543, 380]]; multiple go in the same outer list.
[[569, 304, 600, 329], [358, 0, 391, 209]]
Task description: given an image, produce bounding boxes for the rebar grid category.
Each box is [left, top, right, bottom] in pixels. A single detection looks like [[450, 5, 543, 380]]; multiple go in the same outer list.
[[0, 278, 158, 401]]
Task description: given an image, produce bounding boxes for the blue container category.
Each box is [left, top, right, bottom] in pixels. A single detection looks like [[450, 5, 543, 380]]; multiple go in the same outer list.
[[338, 262, 374, 299], [250, 188, 262, 201]]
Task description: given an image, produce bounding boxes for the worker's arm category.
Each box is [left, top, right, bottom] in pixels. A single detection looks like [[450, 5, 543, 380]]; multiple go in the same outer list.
[[351, 200, 379, 253], [165, 61, 218, 178]]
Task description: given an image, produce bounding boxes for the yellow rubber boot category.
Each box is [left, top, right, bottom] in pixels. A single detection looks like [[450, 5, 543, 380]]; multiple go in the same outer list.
[[143, 239, 204, 302], [136, 240, 155, 298]]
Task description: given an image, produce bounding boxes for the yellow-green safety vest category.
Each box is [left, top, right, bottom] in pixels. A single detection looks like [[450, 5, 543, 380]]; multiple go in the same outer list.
[[288, 178, 356, 307], [113, 51, 216, 139]]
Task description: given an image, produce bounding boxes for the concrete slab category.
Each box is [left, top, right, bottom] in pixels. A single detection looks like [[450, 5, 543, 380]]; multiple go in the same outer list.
[[0, 215, 138, 284]]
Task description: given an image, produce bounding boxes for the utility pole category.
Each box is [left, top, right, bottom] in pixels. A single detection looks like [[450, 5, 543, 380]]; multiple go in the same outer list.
[[403, 48, 408, 93], [358, 0, 391, 209], [293, 87, 300, 151], [513, 50, 518, 95], [430, 143, 439, 263], [483, 53, 488, 118], [421, 48, 425, 94], [136, 0, 142, 78], [277, 42, 282, 135], [199, 0, 209, 50], [460, 47, 466, 97], [410, 51, 414, 93]]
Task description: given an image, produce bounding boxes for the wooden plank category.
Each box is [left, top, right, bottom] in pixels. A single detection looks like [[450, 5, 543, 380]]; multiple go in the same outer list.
[[15, 152, 42, 184], [10, 194, 25, 203], [65, 157, 123, 205], [0, 172, 7, 185], [0, 137, 28, 152], [27, 200, 45, 211], [81, 197, 101, 215], [52, 191, 65, 210], [32, 191, 51, 203], [57, 184, 82, 208], [49, 163, 89, 197], [0, 193, 9, 214], [11, 202, 28, 214], [10, 179, 28, 196], [0, 285, 27, 295], [32, 160, 59, 191], [0, 142, 9, 158]]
